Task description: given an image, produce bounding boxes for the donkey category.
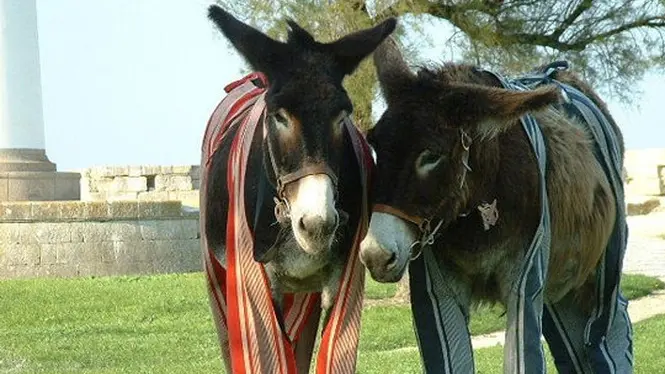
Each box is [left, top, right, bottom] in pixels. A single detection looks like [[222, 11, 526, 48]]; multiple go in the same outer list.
[[360, 37, 632, 373], [202, 5, 395, 373]]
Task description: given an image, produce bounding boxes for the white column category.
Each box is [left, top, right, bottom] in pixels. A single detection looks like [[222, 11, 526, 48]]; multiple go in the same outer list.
[[0, 0, 46, 150]]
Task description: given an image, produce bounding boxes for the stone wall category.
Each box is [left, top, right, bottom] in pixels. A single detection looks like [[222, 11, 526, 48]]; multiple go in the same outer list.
[[0, 200, 201, 280], [624, 149, 665, 196], [80, 165, 200, 206]]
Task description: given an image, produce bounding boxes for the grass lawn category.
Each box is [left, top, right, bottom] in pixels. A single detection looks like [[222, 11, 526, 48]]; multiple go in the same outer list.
[[357, 313, 665, 373], [0, 272, 662, 373]]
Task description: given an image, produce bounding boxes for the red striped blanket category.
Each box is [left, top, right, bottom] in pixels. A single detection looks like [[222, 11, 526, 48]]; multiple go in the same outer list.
[[200, 72, 372, 373]]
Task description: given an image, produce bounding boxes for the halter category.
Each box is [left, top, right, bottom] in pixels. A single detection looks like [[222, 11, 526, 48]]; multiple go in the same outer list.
[[371, 127, 473, 260], [263, 115, 344, 225]]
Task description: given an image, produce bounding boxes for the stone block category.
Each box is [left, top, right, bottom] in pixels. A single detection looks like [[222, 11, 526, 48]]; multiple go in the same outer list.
[[160, 166, 173, 174], [155, 175, 193, 191], [40, 243, 58, 265], [161, 201, 185, 217], [94, 178, 114, 193], [137, 191, 170, 201], [20, 222, 71, 244], [113, 166, 130, 176], [107, 192, 138, 201], [7, 173, 55, 201], [659, 165, 664, 195], [139, 219, 199, 240], [128, 166, 143, 177], [109, 201, 139, 218], [81, 192, 106, 201], [627, 198, 661, 216], [168, 191, 199, 208], [171, 165, 193, 175], [114, 240, 156, 264], [141, 165, 162, 176], [55, 172, 81, 200], [83, 201, 110, 219], [114, 241, 156, 275], [152, 239, 202, 273], [4, 243, 40, 265], [0, 265, 40, 279], [70, 221, 142, 242], [88, 166, 114, 178], [48, 242, 113, 265], [0, 202, 32, 221], [60, 201, 86, 219], [109, 177, 147, 193], [137, 201, 182, 218], [30, 202, 63, 220], [38, 263, 78, 278], [82, 242, 114, 264], [0, 223, 21, 243]]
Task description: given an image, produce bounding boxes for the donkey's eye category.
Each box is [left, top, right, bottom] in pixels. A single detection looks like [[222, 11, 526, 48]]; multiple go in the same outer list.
[[415, 149, 443, 176], [273, 110, 289, 127]]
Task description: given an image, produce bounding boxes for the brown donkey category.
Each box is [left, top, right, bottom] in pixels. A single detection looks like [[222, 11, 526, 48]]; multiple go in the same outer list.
[[360, 37, 632, 373]]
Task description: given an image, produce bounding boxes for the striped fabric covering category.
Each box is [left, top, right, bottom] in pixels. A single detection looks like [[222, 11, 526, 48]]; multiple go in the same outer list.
[[200, 72, 372, 373], [409, 66, 633, 373]]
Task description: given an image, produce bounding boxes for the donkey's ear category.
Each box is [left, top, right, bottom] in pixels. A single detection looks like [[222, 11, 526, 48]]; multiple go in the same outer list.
[[326, 18, 398, 77], [208, 5, 286, 77], [443, 83, 561, 137], [373, 35, 415, 103]]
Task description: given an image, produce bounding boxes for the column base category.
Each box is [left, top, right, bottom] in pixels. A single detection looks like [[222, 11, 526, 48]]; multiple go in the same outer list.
[[0, 149, 80, 201]]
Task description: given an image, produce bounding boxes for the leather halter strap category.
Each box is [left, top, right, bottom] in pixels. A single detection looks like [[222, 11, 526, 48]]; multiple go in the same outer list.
[[372, 204, 426, 228], [370, 128, 474, 256], [277, 164, 339, 195], [263, 115, 341, 224]]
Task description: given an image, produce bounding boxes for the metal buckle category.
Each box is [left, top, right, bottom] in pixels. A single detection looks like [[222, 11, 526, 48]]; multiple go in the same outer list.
[[409, 219, 444, 261], [273, 196, 291, 225], [459, 129, 473, 188], [409, 240, 423, 261]]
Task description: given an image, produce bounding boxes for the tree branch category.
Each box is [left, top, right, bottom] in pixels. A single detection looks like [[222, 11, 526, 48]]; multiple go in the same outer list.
[[578, 16, 665, 45], [551, 0, 592, 40]]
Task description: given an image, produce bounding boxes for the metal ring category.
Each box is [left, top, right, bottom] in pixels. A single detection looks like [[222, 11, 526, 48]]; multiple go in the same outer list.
[[409, 240, 423, 261]]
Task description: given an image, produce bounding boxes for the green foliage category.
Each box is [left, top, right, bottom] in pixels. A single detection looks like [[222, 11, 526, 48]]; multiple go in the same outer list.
[[213, 0, 665, 121]]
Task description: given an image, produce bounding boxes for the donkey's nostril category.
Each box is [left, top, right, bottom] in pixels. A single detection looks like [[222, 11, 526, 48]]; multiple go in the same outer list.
[[298, 216, 307, 232], [386, 252, 397, 269], [300, 214, 336, 237]]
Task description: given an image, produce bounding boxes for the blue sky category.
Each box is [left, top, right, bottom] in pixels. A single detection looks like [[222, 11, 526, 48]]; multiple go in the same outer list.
[[35, 1, 665, 172]]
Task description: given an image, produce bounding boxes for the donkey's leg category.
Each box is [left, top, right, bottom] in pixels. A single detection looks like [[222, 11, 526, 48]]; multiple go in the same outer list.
[[543, 258, 634, 373], [294, 302, 321, 374], [501, 233, 550, 374], [542, 291, 596, 373], [410, 247, 474, 373]]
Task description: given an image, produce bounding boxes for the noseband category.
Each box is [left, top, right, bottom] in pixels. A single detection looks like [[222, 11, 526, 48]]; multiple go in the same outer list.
[[371, 128, 473, 260], [262, 115, 349, 225]]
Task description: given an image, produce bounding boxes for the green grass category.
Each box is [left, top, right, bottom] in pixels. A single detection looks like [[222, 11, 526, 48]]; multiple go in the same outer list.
[[621, 273, 665, 299], [357, 314, 665, 374], [0, 272, 662, 373], [466, 274, 665, 336], [364, 276, 398, 299]]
